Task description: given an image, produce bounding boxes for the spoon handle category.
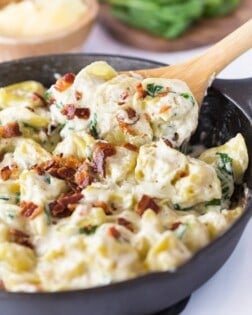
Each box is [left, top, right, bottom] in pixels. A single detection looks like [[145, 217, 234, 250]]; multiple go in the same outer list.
[[191, 18, 252, 78]]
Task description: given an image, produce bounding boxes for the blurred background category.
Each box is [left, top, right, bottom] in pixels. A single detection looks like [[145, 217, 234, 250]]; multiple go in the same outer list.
[[0, 1, 251, 315], [0, 0, 251, 78]]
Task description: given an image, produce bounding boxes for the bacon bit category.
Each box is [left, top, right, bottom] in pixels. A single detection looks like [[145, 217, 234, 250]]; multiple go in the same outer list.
[[0, 164, 19, 181], [75, 108, 90, 119], [179, 170, 189, 178], [0, 122, 21, 138], [35, 156, 81, 180], [159, 105, 171, 114], [75, 162, 94, 189], [108, 226, 121, 239], [20, 201, 42, 219], [163, 138, 173, 148], [0, 166, 11, 181], [49, 192, 83, 218], [34, 155, 86, 192], [136, 195, 160, 216], [92, 201, 110, 214], [118, 121, 137, 136], [55, 73, 75, 92], [118, 218, 134, 231], [75, 90, 83, 101], [123, 143, 138, 152], [56, 166, 76, 179], [136, 83, 147, 98], [116, 107, 139, 126], [171, 222, 182, 231], [58, 192, 83, 206], [157, 88, 170, 97], [125, 107, 137, 119], [61, 104, 76, 120], [118, 91, 129, 105], [61, 104, 90, 120], [32, 92, 47, 107], [92, 142, 116, 177], [9, 228, 33, 249]]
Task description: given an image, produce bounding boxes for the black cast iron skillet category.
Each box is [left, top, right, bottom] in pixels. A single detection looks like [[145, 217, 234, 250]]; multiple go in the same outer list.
[[0, 54, 251, 315]]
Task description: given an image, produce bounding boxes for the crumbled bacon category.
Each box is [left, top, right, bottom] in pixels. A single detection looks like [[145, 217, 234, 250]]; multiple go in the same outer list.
[[61, 104, 90, 120], [20, 201, 42, 219], [49, 192, 83, 218], [116, 107, 139, 125], [136, 83, 147, 98], [0, 122, 21, 138], [108, 226, 121, 239], [9, 228, 33, 249], [117, 121, 137, 136], [123, 143, 138, 152], [136, 195, 160, 216], [35, 156, 82, 181], [32, 92, 47, 107], [61, 104, 76, 120], [118, 218, 134, 231], [171, 222, 182, 231], [157, 88, 170, 97], [125, 107, 137, 120], [55, 73, 75, 92], [118, 91, 129, 105], [163, 138, 173, 148], [0, 166, 11, 181], [92, 201, 110, 214], [34, 156, 95, 192], [56, 166, 76, 180], [75, 90, 83, 101], [0, 164, 19, 181], [75, 162, 94, 189], [75, 108, 90, 119], [159, 105, 171, 114], [92, 142, 116, 177]]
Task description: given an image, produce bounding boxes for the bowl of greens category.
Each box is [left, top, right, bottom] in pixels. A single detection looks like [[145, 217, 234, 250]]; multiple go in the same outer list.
[[100, 0, 249, 51]]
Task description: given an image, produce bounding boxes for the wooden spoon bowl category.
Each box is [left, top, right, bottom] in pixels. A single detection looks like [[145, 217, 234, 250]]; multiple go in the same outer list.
[[126, 19, 252, 105]]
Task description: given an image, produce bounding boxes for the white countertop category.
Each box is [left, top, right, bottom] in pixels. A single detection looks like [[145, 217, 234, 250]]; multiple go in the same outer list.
[[83, 24, 252, 315]]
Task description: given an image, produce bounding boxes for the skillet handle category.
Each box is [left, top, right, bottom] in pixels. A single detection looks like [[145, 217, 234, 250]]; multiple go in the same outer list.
[[213, 78, 252, 117]]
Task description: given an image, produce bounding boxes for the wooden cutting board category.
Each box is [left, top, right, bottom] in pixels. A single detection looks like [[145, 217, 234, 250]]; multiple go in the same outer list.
[[100, 0, 252, 52]]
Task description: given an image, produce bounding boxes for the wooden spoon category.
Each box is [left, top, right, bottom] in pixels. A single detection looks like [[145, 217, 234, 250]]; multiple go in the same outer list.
[[128, 19, 252, 105]]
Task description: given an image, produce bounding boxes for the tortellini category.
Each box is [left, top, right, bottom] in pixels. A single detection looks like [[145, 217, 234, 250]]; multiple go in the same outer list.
[[135, 140, 221, 207]]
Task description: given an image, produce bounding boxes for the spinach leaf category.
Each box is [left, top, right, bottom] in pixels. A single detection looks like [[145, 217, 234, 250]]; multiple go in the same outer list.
[[0, 196, 10, 201], [173, 204, 193, 211], [181, 92, 195, 106], [146, 83, 164, 97], [205, 199, 221, 207], [215, 152, 234, 208], [88, 113, 98, 139], [79, 225, 98, 235], [44, 205, 51, 225], [43, 173, 51, 184]]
